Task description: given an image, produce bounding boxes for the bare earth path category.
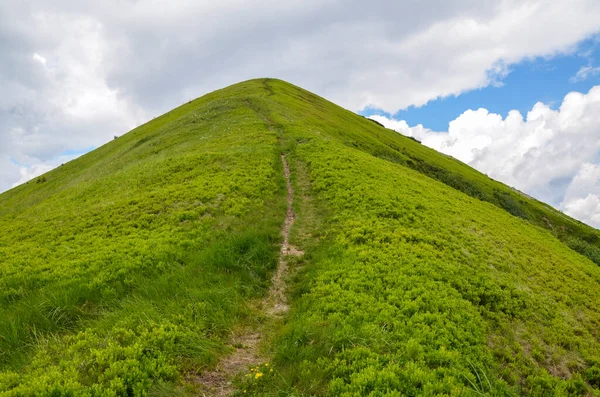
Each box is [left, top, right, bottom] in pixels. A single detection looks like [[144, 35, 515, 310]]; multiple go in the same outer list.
[[195, 154, 301, 396]]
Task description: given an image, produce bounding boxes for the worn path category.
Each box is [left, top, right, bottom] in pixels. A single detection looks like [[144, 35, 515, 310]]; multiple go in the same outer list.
[[195, 154, 301, 397]]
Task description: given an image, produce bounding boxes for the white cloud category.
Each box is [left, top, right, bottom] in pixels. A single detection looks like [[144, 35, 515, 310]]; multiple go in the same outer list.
[[32, 52, 47, 66], [561, 163, 600, 228], [8, 151, 84, 189], [13, 164, 54, 187], [563, 195, 600, 228], [0, 159, 19, 194], [571, 65, 600, 82], [0, 0, 600, 194], [371, 86, 600, 227], [0, 9, 147, 190]]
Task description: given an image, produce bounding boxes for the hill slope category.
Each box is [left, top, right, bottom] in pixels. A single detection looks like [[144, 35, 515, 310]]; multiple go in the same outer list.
[[1, 79, 600, 396]]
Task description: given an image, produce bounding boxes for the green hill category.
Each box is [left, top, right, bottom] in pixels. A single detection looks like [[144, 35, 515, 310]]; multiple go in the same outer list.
[[1, 79, 600, 396]]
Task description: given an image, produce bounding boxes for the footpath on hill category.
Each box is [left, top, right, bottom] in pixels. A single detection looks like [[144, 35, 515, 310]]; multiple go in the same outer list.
[[194, 154, 302, 396]]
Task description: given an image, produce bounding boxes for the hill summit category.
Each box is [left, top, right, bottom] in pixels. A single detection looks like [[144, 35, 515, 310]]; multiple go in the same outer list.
[[1, 79, 600, 396]]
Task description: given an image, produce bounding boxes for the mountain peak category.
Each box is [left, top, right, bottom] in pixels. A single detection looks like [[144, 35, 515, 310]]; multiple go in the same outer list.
[[1, 79, 600, 395]]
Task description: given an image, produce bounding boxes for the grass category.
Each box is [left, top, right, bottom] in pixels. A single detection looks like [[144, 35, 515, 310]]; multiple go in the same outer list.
[[235, 79, 600, 396], [1, 78, 600, 395], [0, 83, 287, 394]]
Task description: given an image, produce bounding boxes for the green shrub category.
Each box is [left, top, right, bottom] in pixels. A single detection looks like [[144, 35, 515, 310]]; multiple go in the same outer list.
[[564, 237, 600, 265]]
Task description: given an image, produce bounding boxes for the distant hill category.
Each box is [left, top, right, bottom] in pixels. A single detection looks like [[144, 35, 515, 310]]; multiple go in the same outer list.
[[1, 79, 599, 396]]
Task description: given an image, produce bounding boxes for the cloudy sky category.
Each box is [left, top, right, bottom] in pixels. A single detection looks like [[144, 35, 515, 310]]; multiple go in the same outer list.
[[1, 1, 600, 227]]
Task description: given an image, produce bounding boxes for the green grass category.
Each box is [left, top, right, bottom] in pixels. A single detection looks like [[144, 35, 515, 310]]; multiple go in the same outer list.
[[232, 79, 600, 396], [0, 82, 287, 394], [1, 78, 600, 396]]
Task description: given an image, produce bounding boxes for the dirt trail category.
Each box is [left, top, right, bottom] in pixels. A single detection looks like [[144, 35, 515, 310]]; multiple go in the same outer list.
[[195, 154, 301, 396]]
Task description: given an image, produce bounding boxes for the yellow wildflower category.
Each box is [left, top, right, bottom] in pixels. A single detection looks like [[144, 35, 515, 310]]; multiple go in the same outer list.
[[255, 372, 263, 379]]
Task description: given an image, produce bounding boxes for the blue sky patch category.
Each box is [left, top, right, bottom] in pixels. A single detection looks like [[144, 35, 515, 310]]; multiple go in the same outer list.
[[61, 146, 96, 157], [9, 157, 28, 167], [360, 36, 600, 131]]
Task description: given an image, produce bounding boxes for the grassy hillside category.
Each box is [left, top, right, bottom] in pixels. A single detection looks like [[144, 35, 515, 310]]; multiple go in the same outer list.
[[1, 79, 600, 396], [230, 80, 600, 396], [0, 84, 286, 394]]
